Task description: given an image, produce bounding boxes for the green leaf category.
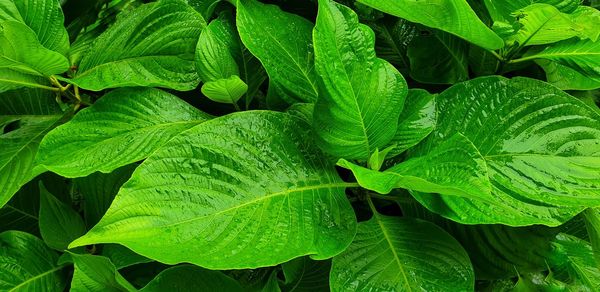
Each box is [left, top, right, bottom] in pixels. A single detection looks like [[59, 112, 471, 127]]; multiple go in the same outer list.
[[330, 215, 474, 291], [0, 231, 66, 291], [339, 133, 491, 200], [505, 4, 591, 47], [410, 76, 600, 226], [0, 180, 39, 234], [0, 0, 70, 54], [0, 87, 61, 115], [549, 233, 600, 290], [520, 38, 600, 82], [483, 0, 581, 22], [313, 0, 407, 160], [69, 111, 357, 269], [367, 145, 396, 171], [39, 182, 86, 251], [583, 208, 600, 270], [70, 253, 136, 292], [281, 257, 330, 292], [201, 75, 248, 104], [0, 21, 69, 92], [357, 0, 504, 50], [386, 89, 436, 158], [537, 59, 600, 90], [186, 0, 222, 20], [237, 0, 319, 104], [75, 164, 137, 226], [0, 113, 62, 208], [100, 244, 152, 270], [195, 12, 241, 83], [370, 18, 417, 72], [140, 265, 244, 292], [407, 30, 469, 84], [70, 0, 206, 91], [36, 87, 211, 178]]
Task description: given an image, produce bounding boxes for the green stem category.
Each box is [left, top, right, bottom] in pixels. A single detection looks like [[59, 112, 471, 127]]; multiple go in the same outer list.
[[486, 49, 504, 62], [508, 55, 537, 64], [366, 194, 378, 215], [232, 101, 241, 112]]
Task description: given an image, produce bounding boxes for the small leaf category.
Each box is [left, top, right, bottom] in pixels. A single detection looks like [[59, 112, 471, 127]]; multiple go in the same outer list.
[[367, 145, 396, 171], [330, 216, 474, 291], [357, 0, 504, 50], [36, 88, 212, 178], [140, 265, 244, 292], [313, 0, 407, 160], [237, 0, 319, 104], [70, 0, 206, 91], [70, 253, 136, 292], [201, 75, 249, 104], [39, 182, 86, 251], [69, 111, 356, 269], [0, 231, 66, 291]]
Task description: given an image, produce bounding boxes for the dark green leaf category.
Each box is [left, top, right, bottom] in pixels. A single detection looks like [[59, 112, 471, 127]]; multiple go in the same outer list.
[[39, 182, 86, 250], [70, 253, 136, 292], [140, 265, 243, 292]]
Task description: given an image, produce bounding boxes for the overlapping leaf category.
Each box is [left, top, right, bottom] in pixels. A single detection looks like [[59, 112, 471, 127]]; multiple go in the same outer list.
[[537, 59, 600, 90], [69, 111, 356, 269], [70, 0, 206, 91], [140, 265, 243, 292], [69, 253, 136, 292], [313, 0, 407, 160], [484, 0, 580, 22], [36, 88, 211, 178]]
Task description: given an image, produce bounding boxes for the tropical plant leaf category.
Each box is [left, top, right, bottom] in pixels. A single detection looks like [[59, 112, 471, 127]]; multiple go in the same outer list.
[[201, 76, 248, 104], [370, 18, 417, 72], [69, 253, 137, 292], [410, 76, 600, 226], [483, 0, 581, 22], [69, 111, 356, 269], [521, 38, 600, 82], [140, 265, 244, 292], [100, 244, 152, 270], [69, 0, 206, 91], [330, 215, 474, 291], [549, 233, 600, 290], [36, 87, 211, 178], [583, 208, 600, 270], [357, 0, 504, 50], [0, 87, 61, 115], [338, 133, 491, 199], [0, 0, 70, 54], [313, 0, 407, 160], [38, 182, 86, 251], [0, 180, 39, 234], [0, 231, 66, 291], [537, 59, 600, 90], [281, 257, 330, 292], [236, 0, 319, 104], [407, 29, 469, 84]]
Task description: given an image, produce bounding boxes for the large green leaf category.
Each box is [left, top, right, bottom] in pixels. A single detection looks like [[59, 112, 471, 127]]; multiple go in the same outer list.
[[357, 0, 504, 50], [0, 113, 62, 208], [69, 111, 357, 269], [69, 253, 136, 292], [0, 231, 66, 291], [549, 233, 600, 290], [410, 76, 600, 226], [39, 182, 86, 251], [520, 38, 600, 82], [330, 215, 474, 291], [0, 21, 69, 92], [36, 88, 211, 178], [339, 133, 491, 199], [70, 0, 206, 91], [386, 89, 436, 158], [484, 0, 580, 22], [281, 257, 330, 292], [140, 265, 243, 292], [407, 30, 469, 84], [0, 0, 70, 54], [236, 0, 318, 104], [537, 59, 600, 90], [0, 180, 39, 234], [584, 208, 600, 270], [313, 0, 407, 160], [0, 87, 61, 115], [370, 18, 417, 73]]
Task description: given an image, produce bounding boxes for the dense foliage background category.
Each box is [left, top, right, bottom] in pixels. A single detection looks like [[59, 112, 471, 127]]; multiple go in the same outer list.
[[1, 0, 600, 291]]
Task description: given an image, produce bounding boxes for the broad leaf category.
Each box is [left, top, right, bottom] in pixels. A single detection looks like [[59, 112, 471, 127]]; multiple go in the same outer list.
[[0, 231, 66, 291], [583, 208, 600, 270], [39, 182, 86, 251], [549, 233, 600, 290], [75, 164, 137, 226], [186, 0, 222, 20], [0, 87, 61, 115], [407, 30, 469, 84], [0, 0, 70, 54], [339, 133, 491, 199], [36, 87, 211, 178], [521, 38, 600, 82], [410, 76, 600, 226], [357, 0, 504, 50], [70, 0, 206, 91], [484, 0, 580, 22], [0, 180, 39, 234], [100, 244, 152, 270], [313, 0, 407, 160], [70, 253, 136, 292], [0, 21, 69, 92], [386, 89, 436, 158], [237, 0, 319, 104], [69, 111, 357, 269], [537, 59, 600, 90], [281, 257, 330, 292], [0, 113, 62, 208], [371, 18, 417, 73], [201, 76, 248, 104], [330, 215, 474, 291], [140, 265, 243, 292]]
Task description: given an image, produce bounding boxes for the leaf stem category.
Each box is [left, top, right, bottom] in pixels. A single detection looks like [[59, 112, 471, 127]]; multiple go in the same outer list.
[[366, 194, 378, 215], [508, 55, 537, 64], [232, 101, 241, 112], [486, 49, 504, 62]]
